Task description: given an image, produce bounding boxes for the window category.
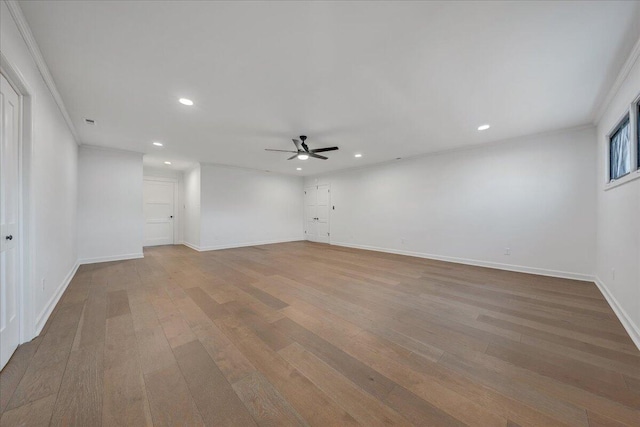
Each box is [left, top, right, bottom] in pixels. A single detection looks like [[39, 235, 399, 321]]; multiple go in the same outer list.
[[609, 116, 630, 181], [605, 94, 640, 189]]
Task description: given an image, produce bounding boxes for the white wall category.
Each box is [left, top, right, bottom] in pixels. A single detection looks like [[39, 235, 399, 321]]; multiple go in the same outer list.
[[595, 49, 640, 347], [198, 164, 303, 250], [306, 126, 597, 280], [77, 146, 144, 263], [183, 165, 201, 248], [1, 1, 79, 338]]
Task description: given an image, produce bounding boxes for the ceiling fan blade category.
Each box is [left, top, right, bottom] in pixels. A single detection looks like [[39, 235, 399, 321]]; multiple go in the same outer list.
[[292, 139, 301, 151], [310, 146, 339, 153], [309, 153, 328, 160], [287, 154, 299, 160], [265, 149, 298, 153], [301, 142, 310, 152]]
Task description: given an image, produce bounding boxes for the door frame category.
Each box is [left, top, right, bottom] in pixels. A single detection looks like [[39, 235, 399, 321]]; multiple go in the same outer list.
[[1, 52, 35, 344], [143, 175, 182, 245], [304, 184, 331, 244]]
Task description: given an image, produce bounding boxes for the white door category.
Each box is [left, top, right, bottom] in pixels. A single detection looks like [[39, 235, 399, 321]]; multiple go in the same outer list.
[[143, 180, 174, 246], [304, 185, 330, 243], [1, 74, 21, 370], [315, 185, 330, 244], [304, 187, 317, 241]]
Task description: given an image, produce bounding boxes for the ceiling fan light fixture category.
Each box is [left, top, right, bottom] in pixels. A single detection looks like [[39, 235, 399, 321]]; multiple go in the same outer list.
[[297, 154, 309, 160]]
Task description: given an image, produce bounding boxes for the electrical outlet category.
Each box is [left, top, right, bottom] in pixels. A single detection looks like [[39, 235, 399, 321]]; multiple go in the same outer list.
[[504, 247, 511, 255], [41, 278, 46, 291]]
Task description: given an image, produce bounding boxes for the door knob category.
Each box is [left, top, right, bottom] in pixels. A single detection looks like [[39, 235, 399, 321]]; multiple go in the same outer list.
[[170, 215, 173, 219], [5, 235, 13, 241]]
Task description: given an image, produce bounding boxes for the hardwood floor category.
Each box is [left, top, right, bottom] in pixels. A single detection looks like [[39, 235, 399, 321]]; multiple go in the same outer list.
[[1, 241, 639, 426]]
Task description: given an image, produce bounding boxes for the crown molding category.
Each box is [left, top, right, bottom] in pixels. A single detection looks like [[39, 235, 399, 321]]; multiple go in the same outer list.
[[593, 35, 640, 124], [80, 143, 144, 156], [4, 0, 81, 145]]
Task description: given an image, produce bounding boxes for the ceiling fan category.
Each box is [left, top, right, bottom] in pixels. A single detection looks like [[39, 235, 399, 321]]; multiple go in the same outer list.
[[265, 135, 339, 160]]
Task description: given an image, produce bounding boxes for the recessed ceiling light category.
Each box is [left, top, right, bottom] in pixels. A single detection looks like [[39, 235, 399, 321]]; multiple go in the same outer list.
[[477, 124, 490, 131], [354, 154, 362, 158], [152, 141, 163, 147], [296, 167, 302, 171], [164, 161, 171, 165], [179, 98, 194, 106], [297, 154, 309, 160]]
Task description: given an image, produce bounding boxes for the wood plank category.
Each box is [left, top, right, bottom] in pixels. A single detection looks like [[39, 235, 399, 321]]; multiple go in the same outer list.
[[272, 317, 397, 401], [223, 300, 293, 351], [144, 364, 204, 427], [0, 337, 42, 413], [485, 343, 640, 408], [279, 342, 411, 426], [6, 302, 84, 410], [215, 316, 360, 426], [173, 340, 257, 426], [102, 314, 153, 427], [49, 343, 104, 426], [231, 280, 289, 310], [232, 371, 307, 427], [0, 394, 56, 427], [587, 411, 630, 427], [193, 323, 256, 384], [185, 287, 229, 320], [384, 385, 466, 426], [160, 313, 197, 349], [74, 285, 107, 349], [106, 289, 131, 319], [134, 325, 176, 375]]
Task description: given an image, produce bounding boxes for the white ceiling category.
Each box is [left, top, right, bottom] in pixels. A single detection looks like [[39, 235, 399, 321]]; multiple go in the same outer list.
[[19, 0, 640, 175]]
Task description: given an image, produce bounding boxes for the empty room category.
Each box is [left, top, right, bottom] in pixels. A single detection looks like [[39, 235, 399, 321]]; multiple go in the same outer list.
[[1, 0, 639, 426]]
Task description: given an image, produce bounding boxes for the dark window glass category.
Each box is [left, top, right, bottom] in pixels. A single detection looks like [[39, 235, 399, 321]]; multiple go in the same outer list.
[[610, 117, 630, 180]]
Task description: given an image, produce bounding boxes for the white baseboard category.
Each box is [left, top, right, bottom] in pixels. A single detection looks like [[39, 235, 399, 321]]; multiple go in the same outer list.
[[594, 276, 640, 350], [34, 260, 79, 335], [331, 241, 594, 282], [182, 241, 201, 251], [78, 252, 144, 265], [184, 238, 303, 252]]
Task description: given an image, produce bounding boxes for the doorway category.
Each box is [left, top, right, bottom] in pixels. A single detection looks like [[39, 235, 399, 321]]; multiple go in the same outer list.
[[304, 184, 330, 244], [143, 179, 175, 246], [1, 73, 21, 369]]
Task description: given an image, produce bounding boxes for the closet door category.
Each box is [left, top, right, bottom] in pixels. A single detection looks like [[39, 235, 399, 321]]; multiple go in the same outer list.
[[304, 187, 317, 241], [1, 73, 21, 370], [315, 185, 330, 244], [143, 180, 175, 246], [304, 185, 330, 243]]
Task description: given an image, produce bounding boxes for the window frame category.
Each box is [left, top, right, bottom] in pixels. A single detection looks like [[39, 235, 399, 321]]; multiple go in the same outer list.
[[608, 114, 631, 181], [637, 99, 640, 170], [604, 93, 640, 191]]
